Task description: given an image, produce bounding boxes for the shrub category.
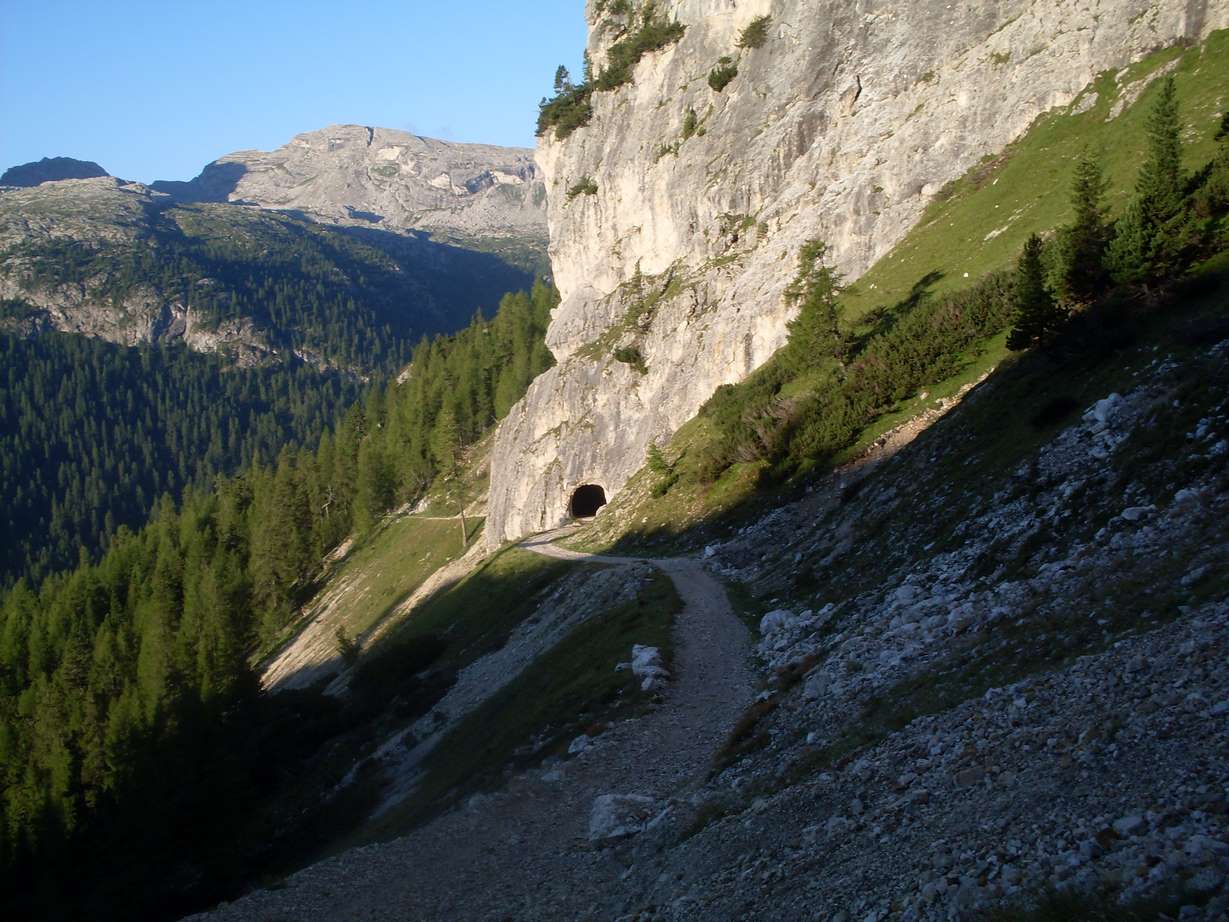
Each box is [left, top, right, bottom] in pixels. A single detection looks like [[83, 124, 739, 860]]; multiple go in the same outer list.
[[566, 176, 598, 200], [334, 626, 361, 667], [681, 107, 699, 140], [698, 268, 1016, 480], [736, 15, 771, 50], [708, 56, 739, 92], [614, 345, 648, 373], [595, 8, 686, 92], [646, 442, 679, 496]]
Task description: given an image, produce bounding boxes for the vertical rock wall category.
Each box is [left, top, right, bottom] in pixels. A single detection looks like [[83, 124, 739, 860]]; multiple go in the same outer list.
[[486, 0, 1226, 545]]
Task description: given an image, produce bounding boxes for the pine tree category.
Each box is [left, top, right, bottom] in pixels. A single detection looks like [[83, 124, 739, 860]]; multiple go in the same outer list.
[[1107, 76, 1187, 284], [783, 239, 846, 371], [353, 439, 396, 534], [1055, 151, 1110, 304], [1007, 234, 1065, 350]]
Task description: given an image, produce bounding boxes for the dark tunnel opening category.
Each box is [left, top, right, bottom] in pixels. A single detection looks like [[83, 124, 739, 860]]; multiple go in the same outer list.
[[569, 484, 607, 518]]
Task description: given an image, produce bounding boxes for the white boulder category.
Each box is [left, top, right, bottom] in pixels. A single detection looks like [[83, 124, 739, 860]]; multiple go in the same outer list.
[[588, 793, 662, 842]]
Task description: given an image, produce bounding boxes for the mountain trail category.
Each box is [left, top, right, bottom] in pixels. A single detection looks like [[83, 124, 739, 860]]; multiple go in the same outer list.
[[192, 527, 755, 921]]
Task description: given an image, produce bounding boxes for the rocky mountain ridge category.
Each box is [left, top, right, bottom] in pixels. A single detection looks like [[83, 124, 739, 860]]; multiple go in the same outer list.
[[485, 0, 1228, 545], [151, 124, 548, 249], [0, 155, 109, 187], [0, 175, 537, 371]]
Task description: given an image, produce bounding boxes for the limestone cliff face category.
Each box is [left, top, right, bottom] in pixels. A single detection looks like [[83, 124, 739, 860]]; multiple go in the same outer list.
[[486, 0, 1227, 545]]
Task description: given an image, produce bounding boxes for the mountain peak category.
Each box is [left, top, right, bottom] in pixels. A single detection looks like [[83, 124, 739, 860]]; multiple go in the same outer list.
[[151, 125, 547, 243], [0, 156, 110, 187]]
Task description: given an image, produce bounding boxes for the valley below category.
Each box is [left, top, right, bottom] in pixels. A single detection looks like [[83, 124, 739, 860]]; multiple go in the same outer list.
[[4, 2, 1229, 921]]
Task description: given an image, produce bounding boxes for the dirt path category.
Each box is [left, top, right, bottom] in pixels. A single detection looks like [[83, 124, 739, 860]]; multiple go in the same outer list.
[[192, 528, 755, 921]]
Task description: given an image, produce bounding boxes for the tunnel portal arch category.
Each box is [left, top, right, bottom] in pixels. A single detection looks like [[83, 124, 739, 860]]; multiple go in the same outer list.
[[569, 484, 607, 518]]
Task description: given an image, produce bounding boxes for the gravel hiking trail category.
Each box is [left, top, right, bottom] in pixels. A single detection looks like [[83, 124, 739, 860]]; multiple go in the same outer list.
[[190, 527, 755, 921]]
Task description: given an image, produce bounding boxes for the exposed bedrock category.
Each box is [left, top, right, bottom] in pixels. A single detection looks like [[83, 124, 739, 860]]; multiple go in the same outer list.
[[485, 0, 1227, 545]]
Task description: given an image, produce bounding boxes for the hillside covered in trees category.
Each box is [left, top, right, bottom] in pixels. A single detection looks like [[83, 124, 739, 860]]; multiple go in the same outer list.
[[0, 193, 538, 374], [0, 181, 545, 587], [0, 281, 556, 922], [0, 334, 365, 588]]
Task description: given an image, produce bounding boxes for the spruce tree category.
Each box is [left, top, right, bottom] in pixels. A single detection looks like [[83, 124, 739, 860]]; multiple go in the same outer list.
[[1055, 150, 1110, 304], [783, 239, 845, 371], [1107, 75, 1187, 284], [1007, 234, 1064, 350]]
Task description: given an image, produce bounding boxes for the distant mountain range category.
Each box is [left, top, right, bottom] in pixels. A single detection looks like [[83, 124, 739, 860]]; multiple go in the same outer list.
[[151, 125, 547, 249], [0, 126, 550, 371], [3, 125, 547, 247]]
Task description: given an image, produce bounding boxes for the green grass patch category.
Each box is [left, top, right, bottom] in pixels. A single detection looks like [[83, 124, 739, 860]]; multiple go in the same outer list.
[[368, 567, 683, 836], [365, 544, 574, 676]]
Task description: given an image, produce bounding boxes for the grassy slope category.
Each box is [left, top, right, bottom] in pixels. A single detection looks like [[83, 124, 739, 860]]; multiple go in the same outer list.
[[568, 32, 1229, 553], [256, 513, 482, 669], [365, 544, 575, 673], [332, 514, 482, 640], [364, 567, 683, 840]]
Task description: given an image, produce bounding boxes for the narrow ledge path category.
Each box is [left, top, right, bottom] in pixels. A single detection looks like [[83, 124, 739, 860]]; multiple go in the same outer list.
[[190, 525, 756, 922]]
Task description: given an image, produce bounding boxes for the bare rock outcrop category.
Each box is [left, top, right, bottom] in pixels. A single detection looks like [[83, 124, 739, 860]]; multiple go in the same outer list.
[[152, 125, 548, 246], [0, 156, 109, 187], [485, 0, 1228, 545]]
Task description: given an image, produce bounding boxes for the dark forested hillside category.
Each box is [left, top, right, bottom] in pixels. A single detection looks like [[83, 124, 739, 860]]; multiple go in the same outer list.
[[0, 333, 364, 588], [0, 282, 556, 922], [0, 184, 543, 587], [2, 199, 537, 374]]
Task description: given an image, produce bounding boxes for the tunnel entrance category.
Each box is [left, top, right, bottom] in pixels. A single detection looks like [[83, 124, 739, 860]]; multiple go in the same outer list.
[[569, 484, 607, 518]]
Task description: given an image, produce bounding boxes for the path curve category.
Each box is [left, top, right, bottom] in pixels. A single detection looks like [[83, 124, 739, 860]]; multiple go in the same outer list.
[[190, 527, 756, 921]]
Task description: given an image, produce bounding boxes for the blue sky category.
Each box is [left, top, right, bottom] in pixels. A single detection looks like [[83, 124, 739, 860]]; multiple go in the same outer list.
[[0, 0, 587, 183]]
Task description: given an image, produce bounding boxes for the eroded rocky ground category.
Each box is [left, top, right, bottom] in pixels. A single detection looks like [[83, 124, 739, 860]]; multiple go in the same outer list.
[[191, 332, 1228, 920]]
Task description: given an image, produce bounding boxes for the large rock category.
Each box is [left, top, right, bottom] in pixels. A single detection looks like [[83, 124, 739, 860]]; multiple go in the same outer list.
[[485, 0, 1227, 545], [588, 793, 664, 842]]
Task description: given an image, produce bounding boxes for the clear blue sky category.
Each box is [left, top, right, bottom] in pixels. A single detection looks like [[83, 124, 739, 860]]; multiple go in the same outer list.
[[0, 0, 587, 183]]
